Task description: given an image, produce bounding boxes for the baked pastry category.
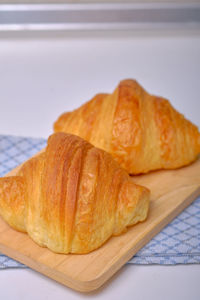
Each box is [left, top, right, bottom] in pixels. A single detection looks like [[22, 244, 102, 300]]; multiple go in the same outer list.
[[54, 79, 200, 174], [0, 132, 149, 254]]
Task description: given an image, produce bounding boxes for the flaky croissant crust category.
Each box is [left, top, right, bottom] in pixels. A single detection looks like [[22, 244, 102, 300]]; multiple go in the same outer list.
[[54, 80, 200, 174], [0, 133, 149, 254]]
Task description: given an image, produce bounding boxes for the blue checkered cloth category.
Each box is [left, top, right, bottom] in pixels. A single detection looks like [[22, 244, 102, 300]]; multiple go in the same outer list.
[[0, 134, 199, 268]]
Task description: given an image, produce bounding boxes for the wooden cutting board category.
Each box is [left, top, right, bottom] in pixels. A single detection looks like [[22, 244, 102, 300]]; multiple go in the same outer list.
[[0, 156, 200, 292]]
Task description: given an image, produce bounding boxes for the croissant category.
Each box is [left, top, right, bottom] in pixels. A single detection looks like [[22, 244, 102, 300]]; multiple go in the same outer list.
[[0, 132, 149, 254], [54, 79, 200, 174]]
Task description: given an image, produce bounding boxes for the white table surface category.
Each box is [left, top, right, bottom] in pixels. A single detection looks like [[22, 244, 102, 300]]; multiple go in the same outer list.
[[0, 29, 200, 300]]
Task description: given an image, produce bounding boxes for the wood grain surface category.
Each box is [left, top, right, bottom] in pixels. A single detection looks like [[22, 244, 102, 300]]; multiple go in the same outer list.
[[0, 156, 200, 292]]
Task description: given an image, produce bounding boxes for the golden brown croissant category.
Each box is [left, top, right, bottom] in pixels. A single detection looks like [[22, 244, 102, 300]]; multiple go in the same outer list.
[[0, 132, 149, 254], [54, 79, 200, 174]]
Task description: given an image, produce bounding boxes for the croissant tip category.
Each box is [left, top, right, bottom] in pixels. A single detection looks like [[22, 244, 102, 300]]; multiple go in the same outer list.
[[119, 78, 139, 87]]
